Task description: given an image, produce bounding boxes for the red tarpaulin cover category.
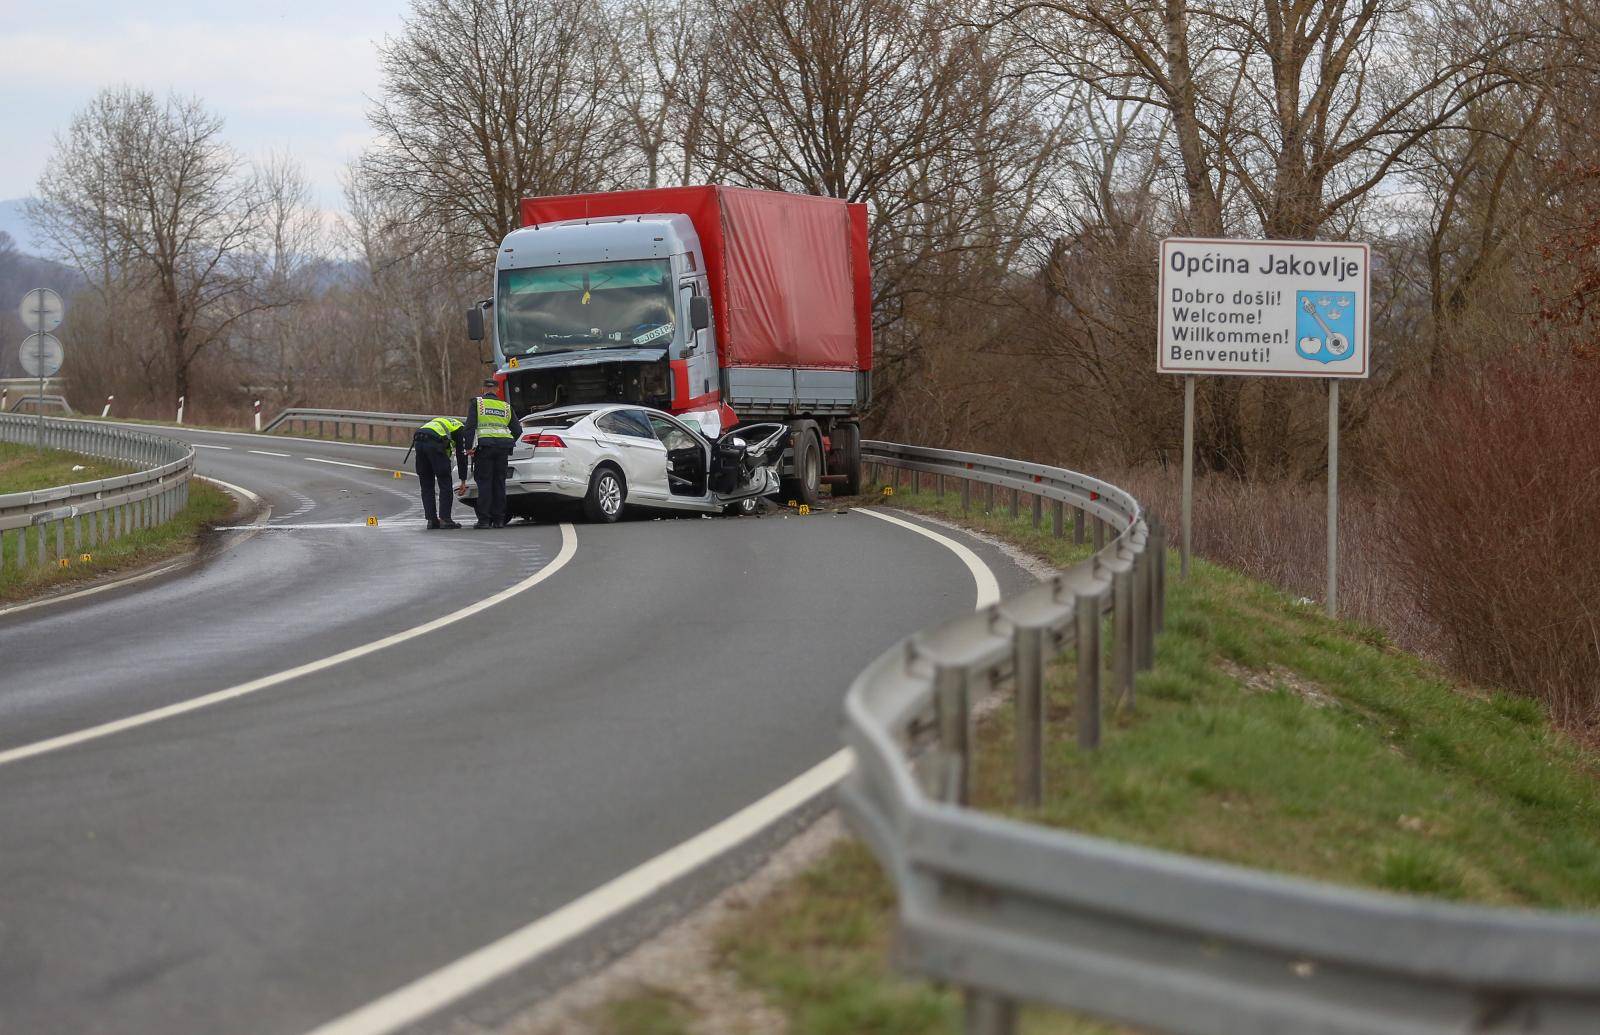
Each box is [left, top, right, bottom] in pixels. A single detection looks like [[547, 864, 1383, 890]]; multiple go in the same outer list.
[[519, 186, 871, 371]]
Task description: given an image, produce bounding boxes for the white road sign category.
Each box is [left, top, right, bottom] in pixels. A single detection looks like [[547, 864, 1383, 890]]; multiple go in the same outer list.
[[19, 288, 64, 334], [20, 332, 64, 378], [1158, 238, 1370, 378]]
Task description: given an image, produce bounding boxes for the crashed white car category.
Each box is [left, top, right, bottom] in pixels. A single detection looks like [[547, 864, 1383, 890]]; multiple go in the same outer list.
[[466, 403, 790, 523]]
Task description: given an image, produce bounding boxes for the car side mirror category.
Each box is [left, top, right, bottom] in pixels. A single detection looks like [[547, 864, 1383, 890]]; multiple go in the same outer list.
[[466, 306, 485, 341], [690, 296, 710, 331]]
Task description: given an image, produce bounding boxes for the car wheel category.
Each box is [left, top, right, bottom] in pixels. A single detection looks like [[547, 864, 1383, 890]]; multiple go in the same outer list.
[[582, 466, 626, 523], [725, 496, 760, 516]]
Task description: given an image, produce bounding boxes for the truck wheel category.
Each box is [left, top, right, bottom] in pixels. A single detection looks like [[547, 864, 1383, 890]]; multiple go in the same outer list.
[[582, 465, 626, 523], [833, 422, 862, 497], [783, 427, 822, 506]]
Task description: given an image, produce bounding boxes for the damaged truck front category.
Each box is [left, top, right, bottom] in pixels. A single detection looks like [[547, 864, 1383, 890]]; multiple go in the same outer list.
[[468, 185, 872, 505]]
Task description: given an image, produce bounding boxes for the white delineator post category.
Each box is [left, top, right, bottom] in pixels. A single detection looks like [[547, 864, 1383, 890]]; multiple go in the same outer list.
[[176, 395, 185, 425], [254, 399, 262, 432], [101, 394, 114, 418]]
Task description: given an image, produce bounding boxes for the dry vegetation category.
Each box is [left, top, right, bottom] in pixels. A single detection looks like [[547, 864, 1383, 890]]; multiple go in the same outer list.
[[13, 0, 1598, 723]]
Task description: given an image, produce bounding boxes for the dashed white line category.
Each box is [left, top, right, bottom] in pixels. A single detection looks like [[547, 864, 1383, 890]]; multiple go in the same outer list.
[[303, 457, 385, 471], [248, 449, 292, 457], [299, 508, 1002, 1035], [193, 443, 231, 450], [0, 523, 579, 769]]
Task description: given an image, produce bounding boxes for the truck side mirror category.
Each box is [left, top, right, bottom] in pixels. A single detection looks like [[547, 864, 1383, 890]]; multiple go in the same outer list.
[[466, 306, 485, 341], [690, 296, 710, 331]]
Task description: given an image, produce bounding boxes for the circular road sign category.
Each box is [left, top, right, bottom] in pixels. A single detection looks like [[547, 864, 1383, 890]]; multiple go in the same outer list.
[[20, 332, 64, 378], [18, 288, 64, 334]]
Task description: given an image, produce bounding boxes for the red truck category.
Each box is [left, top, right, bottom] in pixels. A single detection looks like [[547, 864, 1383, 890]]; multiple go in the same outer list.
[[467, 185, 871, 503]]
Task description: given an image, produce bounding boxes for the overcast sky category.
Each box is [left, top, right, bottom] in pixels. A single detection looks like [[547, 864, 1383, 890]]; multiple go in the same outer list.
[[0, 0, 411, 212]]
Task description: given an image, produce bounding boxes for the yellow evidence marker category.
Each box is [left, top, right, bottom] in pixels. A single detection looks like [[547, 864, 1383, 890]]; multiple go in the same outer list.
[[393, 471, 404, 478], [798, 504, 811, 516], [79, 553, 92, 563], [366, 516, 378, 527], [58, 557, 70, 568], [882, 485, 895, 496]]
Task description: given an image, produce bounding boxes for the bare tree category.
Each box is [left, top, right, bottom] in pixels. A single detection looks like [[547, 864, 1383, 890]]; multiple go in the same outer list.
[[30, 87, 273, 408], [365, 0, 633, 262]]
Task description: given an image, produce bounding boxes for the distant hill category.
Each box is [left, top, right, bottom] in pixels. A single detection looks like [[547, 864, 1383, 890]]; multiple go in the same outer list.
[[0, 198, 49, 259]]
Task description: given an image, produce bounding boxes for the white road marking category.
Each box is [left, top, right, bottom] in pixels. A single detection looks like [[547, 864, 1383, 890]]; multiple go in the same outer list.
[[248, 449, 292, 457], [0, 477, 270, 620], [0, 523, 578, 768], [303, 457, 387, 471], [193, 443, 231, 450], [216, 522, 393, 531], [857, 507, 1002, 607], [299, 507, 1002, 1035]]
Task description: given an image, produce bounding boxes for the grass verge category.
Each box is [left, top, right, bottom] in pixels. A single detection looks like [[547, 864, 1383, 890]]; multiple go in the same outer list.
[[1, 442, 236, 604], [685, 485, 1600, 1035]]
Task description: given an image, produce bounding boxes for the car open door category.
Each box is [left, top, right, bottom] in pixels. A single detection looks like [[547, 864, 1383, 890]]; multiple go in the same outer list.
[[710, 424, 789, 504], [595, 409, 669, 500]]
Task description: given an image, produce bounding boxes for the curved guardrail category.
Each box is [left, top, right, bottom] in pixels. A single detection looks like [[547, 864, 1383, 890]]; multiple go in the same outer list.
[[0, 414, 195, 573], [850, 442, 1600, 1035], [262, 407, 432, 440]]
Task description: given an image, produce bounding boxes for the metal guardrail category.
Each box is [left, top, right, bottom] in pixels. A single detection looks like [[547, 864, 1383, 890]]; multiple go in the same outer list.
[[0, 414, 195, 572], [262, 407, 432, 441], [848, 442, 1600, 1034]]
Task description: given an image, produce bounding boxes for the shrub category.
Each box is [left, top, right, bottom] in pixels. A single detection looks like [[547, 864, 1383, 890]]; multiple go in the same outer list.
[[1381, 358, 1600, 725]]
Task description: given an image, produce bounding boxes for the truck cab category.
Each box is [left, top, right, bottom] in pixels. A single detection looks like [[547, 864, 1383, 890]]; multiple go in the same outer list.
[[489, 214, 733, 436]]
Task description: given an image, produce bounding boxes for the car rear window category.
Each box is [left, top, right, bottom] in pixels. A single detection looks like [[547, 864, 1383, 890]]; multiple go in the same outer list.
[[522, 411, 590, 429]]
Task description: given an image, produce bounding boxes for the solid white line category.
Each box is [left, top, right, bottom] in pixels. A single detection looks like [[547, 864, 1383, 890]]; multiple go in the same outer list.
[[193, 443, 231, 450], [299, 507, 1002, 1035], [248, 449, 292, 457], [0, 476, 270, 620], [303, 457, 387, 472], [302, 750, 855, 1035], [0, 523, 578, 769], [215, 523, 391, 531], [856, 507, 1002, 607]]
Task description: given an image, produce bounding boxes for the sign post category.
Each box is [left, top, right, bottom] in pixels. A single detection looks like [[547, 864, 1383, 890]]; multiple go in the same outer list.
[[1157, 238, 1370, 616], [19, 288, 66, 452]]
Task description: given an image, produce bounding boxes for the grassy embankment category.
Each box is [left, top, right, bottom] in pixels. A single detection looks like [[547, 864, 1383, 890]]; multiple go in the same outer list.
[[0, 441, 235, 603], [594, 485, 1600, 1035]]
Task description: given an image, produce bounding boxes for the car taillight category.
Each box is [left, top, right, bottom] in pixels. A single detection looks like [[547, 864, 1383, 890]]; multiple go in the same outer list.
[[520, 433, 566, 448]]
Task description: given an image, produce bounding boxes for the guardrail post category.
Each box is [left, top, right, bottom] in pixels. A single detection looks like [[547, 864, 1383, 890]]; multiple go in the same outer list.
[[1052, 499, 1064, 538], [1135, 546, 1154, 672], [934, 664, 972, 806], [965, 992, 1018, 1035], [1009, 487, 1019, 519], [1032, 493, 1042, 529], [54, 519, 64, 560], [1114, 566, 1134, 706], [985, 482, 994, 514], [1076, 590, 1102, 749], [937, 473, 945, 498], [1014, 624, 1045, 807], [1092, 516, 1104, 550], [1074, 506, 1085, 544], [961, 478, 971, 515], [34, 524, 46, 566]]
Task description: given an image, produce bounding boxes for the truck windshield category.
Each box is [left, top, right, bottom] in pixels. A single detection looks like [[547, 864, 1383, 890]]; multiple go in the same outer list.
[[498, 259, 675, 358]]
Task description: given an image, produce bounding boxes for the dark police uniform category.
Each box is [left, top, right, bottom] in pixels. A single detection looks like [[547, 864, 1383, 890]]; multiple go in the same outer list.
[[463, 392, 520, 528], [411, 416, 469, 529]]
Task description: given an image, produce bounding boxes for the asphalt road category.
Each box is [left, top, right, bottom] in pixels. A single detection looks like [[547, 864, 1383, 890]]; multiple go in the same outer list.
[[0, 425, 1034, 1035]]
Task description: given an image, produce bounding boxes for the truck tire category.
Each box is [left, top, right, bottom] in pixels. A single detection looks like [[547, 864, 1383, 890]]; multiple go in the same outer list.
[[783, 425, 822, 506], [582, 465, 626, 523], [833, 422, 862, 497]]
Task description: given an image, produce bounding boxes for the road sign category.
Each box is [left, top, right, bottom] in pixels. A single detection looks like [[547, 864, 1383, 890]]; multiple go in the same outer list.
[[1157, 238, 1370, 379], [19, 332, 64, 378], [19, 288, 64, 334]]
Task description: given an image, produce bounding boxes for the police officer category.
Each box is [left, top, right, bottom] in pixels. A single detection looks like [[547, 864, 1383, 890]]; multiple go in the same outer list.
[[463, 379, 521, 528], [410, 415, 469, 530]]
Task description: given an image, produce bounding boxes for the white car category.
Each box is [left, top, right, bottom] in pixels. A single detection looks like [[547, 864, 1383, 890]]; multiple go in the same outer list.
[[466, 403, 790, 522]]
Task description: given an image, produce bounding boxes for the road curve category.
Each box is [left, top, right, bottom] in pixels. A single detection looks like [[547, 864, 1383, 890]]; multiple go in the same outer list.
[[0, 425, 1034, 1035]]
